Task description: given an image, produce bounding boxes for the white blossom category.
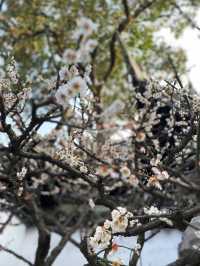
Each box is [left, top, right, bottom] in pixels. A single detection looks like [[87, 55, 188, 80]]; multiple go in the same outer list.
[[120, 166, 131, 179], [88, 198, 95, 209], [76, 17, 97, 38], [159, 217, 173, 226], [96, 165, 111, 177], [147, 175, 162, 190], [63, 49, 78, 64], [111, 207, 129, 233], [55, 76, 88, 107], [144, 206, 161, 216], [136, 131, 146, 142], [104, 219, 111, 229], [129, 219, 139, 227], [17, 167, 27, 180], [77, 47, 91, 63], [59, 67, 70, 81], [69, 65, 79, 78], [152, 167, 169, 180], [89, 225, 111, 249], [67, 76, 88, 97], [80, 165, 88, 173], [134, 243, 141, 255], [55, 84, 69, 107], [84, 39, 98, 52]]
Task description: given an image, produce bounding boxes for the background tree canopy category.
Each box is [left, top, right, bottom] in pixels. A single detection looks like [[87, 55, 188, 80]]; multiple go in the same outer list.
[[0, 0, 199, 88]]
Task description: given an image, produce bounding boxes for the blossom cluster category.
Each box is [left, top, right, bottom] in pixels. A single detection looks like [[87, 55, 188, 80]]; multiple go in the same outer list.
[[55, 142, 88, 174], [89, 207, 137, 250], [63, 17, 98, 65], [7, 57, 18, 84], [89, 205, 173, 253], [144, 206, 173, 226], [54, 17, 98, 107], [55, 66, 88, 107], [16, 167, 27, 197], [147, 162, 169, 190], [96, 164, 139, 188], [0, 59, 31, 110]]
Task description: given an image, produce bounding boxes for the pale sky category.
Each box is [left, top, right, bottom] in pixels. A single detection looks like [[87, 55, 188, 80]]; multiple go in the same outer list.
[[157, 10, 200, 93]]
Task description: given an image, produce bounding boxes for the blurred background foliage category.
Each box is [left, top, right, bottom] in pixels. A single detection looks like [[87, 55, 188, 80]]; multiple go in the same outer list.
[[0, 0, 199, 96]]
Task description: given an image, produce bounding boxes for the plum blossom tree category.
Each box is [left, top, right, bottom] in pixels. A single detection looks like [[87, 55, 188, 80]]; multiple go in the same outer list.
[[0, 0, 200, 266]]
